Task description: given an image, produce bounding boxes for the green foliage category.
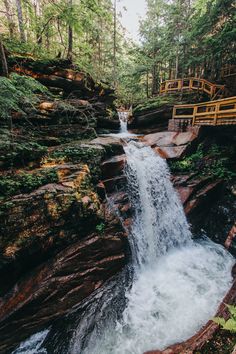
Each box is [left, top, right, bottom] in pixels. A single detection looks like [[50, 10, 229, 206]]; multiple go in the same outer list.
[[96, 222, 106, 234], [214, 305, 236, 333], [170, 143, 236, 180], [0, 73, 48, 120], [0, 168, 58, 199], [133, 96, 177, 115], [170, 144, 204, 172], [44, 144, 104, 181]]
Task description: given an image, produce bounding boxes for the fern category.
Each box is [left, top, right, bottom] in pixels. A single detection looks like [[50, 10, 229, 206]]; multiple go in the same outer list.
[[0, 73, 48, 120]]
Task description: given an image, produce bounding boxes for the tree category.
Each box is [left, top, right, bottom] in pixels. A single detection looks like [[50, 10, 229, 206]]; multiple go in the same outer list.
[[67, 0, 73, 61], [0, 36, 9, 77], [3, 0, 15, 38], [15, 0, 26, 42]]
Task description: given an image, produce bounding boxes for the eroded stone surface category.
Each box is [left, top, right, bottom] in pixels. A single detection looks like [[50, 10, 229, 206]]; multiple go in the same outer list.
[[143, 131, 198, 159], [0, 228, 128, 353]]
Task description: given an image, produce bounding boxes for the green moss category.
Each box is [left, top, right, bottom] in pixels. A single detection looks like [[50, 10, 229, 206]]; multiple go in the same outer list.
[[44, 144, 105, 181], [133, 96, 177, 115], [0, 168, 58, 199], [0, 137, 47, 168]]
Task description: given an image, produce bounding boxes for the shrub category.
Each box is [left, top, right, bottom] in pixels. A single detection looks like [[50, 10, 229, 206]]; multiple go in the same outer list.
[[214, 305, 236, 333]]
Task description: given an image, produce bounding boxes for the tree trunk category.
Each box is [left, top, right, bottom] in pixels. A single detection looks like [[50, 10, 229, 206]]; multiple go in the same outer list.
[[146, 71, 149, 98], [33, 0, 42, 45], [152, 64, 158, 96], [15, 0, 26, 42], [67, 0, 73, 61], [3, 0, 15, 37], [0, 36, 9, 77], [175, 48, 179, 79], [113, 0, 117, 87]]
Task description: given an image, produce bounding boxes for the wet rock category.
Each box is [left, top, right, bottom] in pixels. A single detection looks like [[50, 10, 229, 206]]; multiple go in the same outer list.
[[143, 131, 198, 159], [101, 154, 126, 179], [108, 191, 133, 222], [154, 146, 187, 159], [0, 229, 128, 353], [0, 163, 103, 295], [97, 116, 120, 130], [225, 222, 236, 250], [103, 175, 127, 194], [184, 180, 223, 216], [172, 174, 223, 217], [90, 137, 125, 156]]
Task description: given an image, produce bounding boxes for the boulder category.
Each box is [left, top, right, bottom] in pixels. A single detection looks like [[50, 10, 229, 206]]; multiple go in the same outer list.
[[143, 131, 198, 159]]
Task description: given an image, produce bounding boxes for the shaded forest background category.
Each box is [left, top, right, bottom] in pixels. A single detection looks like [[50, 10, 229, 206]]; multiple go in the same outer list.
[[0, 0, 235, 103]]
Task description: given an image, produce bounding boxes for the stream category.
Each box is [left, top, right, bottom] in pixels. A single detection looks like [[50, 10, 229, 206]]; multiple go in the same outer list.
[[13, 120, 234, 354]]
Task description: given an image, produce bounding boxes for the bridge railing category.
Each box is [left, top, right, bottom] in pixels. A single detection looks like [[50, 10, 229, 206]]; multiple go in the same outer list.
[[172, 96, 236, 126], [160, 78, 225, 99], [221, 65, 236, 78]]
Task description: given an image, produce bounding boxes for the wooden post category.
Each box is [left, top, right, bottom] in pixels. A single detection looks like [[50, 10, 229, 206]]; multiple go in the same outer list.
[[190, 79, 193, 90], [178, 80, 181, 91], [211, 85, 215, 99], [172, 106, 176, 119], [192, 105, 197, 126], [213, 102, 219, 125]]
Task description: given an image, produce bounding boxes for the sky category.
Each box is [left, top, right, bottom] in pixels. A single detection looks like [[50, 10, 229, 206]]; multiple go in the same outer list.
[[117, 0, 147, 42]]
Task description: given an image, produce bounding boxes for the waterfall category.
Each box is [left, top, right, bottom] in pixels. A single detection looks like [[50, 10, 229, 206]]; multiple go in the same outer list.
[[71, 141, 233, 354], [118, 111, 128, 134], [124, 142, 192, 268], [13, 142, 234, 354]]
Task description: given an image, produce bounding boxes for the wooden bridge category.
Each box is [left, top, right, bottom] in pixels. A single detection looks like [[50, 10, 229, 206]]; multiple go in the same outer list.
[[171, 96, 236, 127], [221, 64, 236, 78], [160, 78, 225, 100]]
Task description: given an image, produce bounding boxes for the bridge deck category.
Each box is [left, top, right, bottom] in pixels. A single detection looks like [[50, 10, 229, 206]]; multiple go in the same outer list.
[[172, 96, 236, 126]]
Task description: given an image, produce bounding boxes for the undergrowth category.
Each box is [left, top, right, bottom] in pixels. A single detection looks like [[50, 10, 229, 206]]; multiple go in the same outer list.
[[0, 168, 58, 199], [0, 73, 48, 120], [169, 144, 236, 181]]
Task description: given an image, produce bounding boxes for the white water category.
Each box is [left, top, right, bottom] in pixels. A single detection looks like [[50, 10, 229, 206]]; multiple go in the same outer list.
[[70, 142, 234, 354], [12, 331, 49, 354], [118, 111, 129, 134]]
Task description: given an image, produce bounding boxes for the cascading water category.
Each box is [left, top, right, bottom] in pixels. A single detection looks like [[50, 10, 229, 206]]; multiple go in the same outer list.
[[118, 111, 129, 134], [125, 142, 192, 268], [69, 141, 234, 354], [14, 141, 234, 354]]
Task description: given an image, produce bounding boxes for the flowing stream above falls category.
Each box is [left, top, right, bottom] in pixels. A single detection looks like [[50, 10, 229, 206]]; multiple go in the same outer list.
[[14, 141, 234, 354]]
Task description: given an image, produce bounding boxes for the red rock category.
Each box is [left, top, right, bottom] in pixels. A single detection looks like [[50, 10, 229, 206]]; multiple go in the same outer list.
[[0, 229, 128, 353], [101, 154, 126, 179], [143, 131, 198, 160], [225, 222, 236, 249], [103, 176, 127, 194], [154, 146, 187, 159], [175, 186, 194, 205], [143, 131, 197, 147]]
